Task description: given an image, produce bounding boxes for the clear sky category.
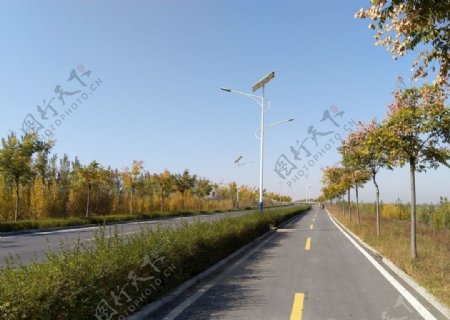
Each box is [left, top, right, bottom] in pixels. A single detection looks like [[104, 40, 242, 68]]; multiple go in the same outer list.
[[1, 0, 449, 203]]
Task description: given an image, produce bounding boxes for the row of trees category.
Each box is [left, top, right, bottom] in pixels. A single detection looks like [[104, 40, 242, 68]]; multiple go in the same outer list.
[[320, 0, 450, 260], [0, 132, 291, 222], [321, 84, 450, 260]]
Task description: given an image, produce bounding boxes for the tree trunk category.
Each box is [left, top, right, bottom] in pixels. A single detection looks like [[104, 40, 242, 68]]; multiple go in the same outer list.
[[130, 189, 134, 214], [355, 182, 360, 225], [14, 178, 19, 222], [409, 160, 418, 260], [373, 172, 380, 237], [347, 188, 351, 221], [86, 185, 91, 218]]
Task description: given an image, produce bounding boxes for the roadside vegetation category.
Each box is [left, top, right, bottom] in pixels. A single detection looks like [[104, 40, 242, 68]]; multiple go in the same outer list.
[[0, 205, 310, 320], [0, 207, 258, 233], [0, 135, 290, 227], [318, 0, 450, 307], [328, 203, 450, 307], [320, 0, 450, 259]]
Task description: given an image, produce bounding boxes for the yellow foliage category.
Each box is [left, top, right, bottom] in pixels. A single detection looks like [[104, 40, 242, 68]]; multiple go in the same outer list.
[[381, 204, 409, 220]]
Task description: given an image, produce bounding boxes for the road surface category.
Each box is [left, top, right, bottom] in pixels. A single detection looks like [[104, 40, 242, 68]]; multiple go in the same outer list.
[[151, 205, 447, 320], [0, 207, 290, 266]]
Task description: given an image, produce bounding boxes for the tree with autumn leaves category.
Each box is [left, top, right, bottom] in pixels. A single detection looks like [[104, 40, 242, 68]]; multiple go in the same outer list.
[[0, 137, 292, 221], [321, 0, 450, 260], [338, 119, 392, 235], [355, 0, 450, 85], [382, 85, 450, 259], [121, 160, 144, 214], [322, 84, 450, 259], [0, 132, 53, 222], [77, 160, 109, 218]]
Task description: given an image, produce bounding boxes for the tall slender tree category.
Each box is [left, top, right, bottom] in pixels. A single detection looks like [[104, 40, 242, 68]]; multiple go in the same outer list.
[[0, 132, 53, 222], [340, 120, 392, 233], [174, 169, 197, 210], [154, 170, 174, 212], [383, 84, 450, 259], [77, 161, 107, 218], [122, 160, 144, 214]]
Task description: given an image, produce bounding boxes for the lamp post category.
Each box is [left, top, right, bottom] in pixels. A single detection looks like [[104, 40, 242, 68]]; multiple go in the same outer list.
[[221, 71, 291, 213], [234, 155, 243, 209], [305, 185, 312, 203]]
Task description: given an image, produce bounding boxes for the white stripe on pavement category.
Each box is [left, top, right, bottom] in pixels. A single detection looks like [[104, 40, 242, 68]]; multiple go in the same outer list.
[[327, 210, 436, 320]]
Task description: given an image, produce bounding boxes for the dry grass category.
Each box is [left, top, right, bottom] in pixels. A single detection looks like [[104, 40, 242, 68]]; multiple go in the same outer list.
[[329, 206, 450, 308]]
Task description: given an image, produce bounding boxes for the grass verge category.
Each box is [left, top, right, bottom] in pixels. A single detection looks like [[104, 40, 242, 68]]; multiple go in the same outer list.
[[0, 205, 310, 319], [328, 206, 450, 308], [0, 205, 285, 233]]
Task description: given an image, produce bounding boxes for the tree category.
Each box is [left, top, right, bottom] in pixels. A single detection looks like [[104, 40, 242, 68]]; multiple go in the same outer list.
[[0, 132, 53, 222], [57, 154, 72, 217], [174, 169, 197, 210], [321, 165, 352, 216], [121, 160, 144, 214], [340, 119, 392, 233], [383, 84, 450, 259], [193, 178, 213, 199], [355, 0, 450, 85], [77, 161, 107, 217], [154, 170, 174, 212]]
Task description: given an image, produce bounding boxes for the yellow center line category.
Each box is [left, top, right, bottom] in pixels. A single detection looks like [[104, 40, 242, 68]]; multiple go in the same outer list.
[[309, 224, 314, 230], [305, 237, 311, 250], [290, 292, 304, 320], [312, 218, 315, 222]]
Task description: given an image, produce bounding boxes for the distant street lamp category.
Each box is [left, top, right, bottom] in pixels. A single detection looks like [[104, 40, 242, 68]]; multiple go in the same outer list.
[[234, 156, 253, 209], [305, 185, 312, 203], [235, 155, 243, 209], [221, 71, 292, 213]]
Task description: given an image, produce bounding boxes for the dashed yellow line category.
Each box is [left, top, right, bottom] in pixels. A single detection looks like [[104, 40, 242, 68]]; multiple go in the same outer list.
[[290, 292, 304, 320], [305, 237, 311, 250], [312, 218, 315, 222], [309, 224, 314, 230]]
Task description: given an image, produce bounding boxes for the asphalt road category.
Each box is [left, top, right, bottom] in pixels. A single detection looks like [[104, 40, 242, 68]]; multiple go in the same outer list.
[[151, 205, 447, 320], [0, 208, 285, 266]]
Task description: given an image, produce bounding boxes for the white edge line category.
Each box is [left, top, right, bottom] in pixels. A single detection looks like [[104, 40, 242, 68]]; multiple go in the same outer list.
[[382, 258, 450, 318], [327, 210, 450, 319], [326, 209, 437, 320]]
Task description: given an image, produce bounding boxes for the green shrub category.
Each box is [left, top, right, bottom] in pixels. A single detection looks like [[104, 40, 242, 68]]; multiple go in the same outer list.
[[0, 205, 310, 319]]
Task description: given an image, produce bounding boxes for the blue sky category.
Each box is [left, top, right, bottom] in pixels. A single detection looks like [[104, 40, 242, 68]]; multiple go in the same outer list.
[[1, 0, 449, 203]]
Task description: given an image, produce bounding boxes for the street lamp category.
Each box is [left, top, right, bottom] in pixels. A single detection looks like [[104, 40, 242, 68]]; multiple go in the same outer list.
[[255, 117, 294, 139], [305, 185, 312, 203], [221, 71, 289, 213], [234, 156, 243, 209], [234, 156, 253, 209]]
